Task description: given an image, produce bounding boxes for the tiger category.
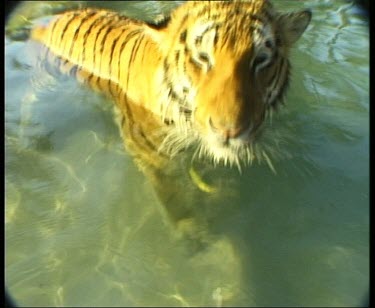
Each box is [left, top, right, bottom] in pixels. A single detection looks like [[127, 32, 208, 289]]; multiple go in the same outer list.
[[29, 1, 311, 240], [30, 0, 312, 173]]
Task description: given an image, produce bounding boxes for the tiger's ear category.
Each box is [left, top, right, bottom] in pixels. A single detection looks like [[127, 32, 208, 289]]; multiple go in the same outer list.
[[146, 14, 171, 29], [145, 14, 171, 47], [277, 9, 312, 46]]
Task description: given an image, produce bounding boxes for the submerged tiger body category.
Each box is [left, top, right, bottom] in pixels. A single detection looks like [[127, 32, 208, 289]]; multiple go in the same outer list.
[[30, 0, 311, 172]]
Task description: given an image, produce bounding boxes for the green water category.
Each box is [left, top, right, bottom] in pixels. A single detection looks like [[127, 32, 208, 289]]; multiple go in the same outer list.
[[5, 1, 369, 306]]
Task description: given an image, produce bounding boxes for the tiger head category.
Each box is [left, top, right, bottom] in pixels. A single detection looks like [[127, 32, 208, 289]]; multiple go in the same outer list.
[[157, 0, 311, 168]]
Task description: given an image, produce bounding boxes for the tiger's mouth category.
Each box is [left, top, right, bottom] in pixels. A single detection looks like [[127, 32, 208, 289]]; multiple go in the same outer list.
[[160, 111, 280, 173], [159, 107, 275, 171], [196, 123, 262, 169]]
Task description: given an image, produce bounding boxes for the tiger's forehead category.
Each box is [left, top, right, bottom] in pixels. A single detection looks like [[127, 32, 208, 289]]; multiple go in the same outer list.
[[172, 0, 276, 54], [174, 0, 275, 21], [184, 0, 273, 12]]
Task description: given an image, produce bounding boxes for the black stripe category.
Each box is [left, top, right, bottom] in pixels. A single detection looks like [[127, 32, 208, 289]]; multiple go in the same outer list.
[[276, 60, 290, 105], [174, 50, 180, 66], [189, 56, 203, 69], [60, 58, 70, 73], [116, 29, 142, 93], [169, 90, 181, 101], [268, 58, 285, 105], [179, 29, 187, 43], [97, 25, 115, 79], [137, 129, 161, 153], [92, 21, 112, 78], [230, 22, 237, 46], [277, 57, 289, 90], [196, 6, 210, 18], [199, 24, 215, 38], [275, 57, 285, 86], [99, 25, 115, 55], [59, 12, 81, 49], [67, 10, 98, 59], [119, 87, 128, 106], [163, 58, 169, 80], [266, 57, 281, 89], [92, 75, 102, 92], [122, 103, 164, 156], [48, 17, 62, 47], [125, 33, 145, 93], [169, 13, 188, 51], [131, 30, 147, 67], [86, 72, 94, 88], [182, 50, 187, 74], [213, 25, 220, 47], [220, 29, 231, 50], [86, 73, 96, 89], [117, 91, 134, 140], [107, 27, 128, 97], [82, 13, 110, 65], [194, 35, 202, 45]]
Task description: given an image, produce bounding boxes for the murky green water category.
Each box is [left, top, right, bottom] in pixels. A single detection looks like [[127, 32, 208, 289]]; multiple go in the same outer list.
[[5, 1, 369, 306]]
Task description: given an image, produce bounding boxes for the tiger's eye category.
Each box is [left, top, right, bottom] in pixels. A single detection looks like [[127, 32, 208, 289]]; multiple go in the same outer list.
[[265, 39, 274, 49], [253, 53, 268, 68]]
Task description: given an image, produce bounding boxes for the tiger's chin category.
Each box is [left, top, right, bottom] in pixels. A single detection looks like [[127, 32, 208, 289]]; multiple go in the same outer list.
[[160, 122, 277, 173], [197, 134, 256, 171]]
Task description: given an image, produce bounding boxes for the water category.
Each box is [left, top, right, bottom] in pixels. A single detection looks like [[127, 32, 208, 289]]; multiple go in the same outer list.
[[5, 1, 369, 306]]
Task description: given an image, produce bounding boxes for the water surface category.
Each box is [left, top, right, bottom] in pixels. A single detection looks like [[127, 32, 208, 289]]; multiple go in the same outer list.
[[5, 1, 369, 306]]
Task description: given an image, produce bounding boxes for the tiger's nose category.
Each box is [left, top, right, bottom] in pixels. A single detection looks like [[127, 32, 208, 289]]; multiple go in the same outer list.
[[208, 117, 249, 140]]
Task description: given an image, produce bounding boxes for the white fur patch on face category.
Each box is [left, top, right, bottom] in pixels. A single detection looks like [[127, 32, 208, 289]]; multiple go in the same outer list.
[[155, 63, 196, 122], [172, 75, 196, 103], [187, 21, 217, 72]]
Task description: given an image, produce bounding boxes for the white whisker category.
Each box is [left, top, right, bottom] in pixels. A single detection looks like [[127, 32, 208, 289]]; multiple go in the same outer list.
[[155, 97, 292, 174], [262, 149, 276, 174]]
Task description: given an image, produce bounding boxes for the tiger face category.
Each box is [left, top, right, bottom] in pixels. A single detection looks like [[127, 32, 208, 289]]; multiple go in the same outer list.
[[159, 0, 311, 168]]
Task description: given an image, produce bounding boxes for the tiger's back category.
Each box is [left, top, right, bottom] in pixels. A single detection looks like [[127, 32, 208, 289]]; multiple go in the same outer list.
[[31, 8, 166, 114]]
